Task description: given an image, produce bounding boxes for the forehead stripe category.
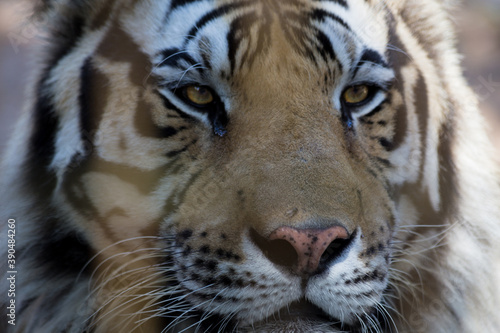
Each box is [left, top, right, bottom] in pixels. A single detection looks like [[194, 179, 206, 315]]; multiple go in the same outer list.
[[185, 2, 250, 45], [310, 9, 351, 32], [351, 49, 389, 78], [169, 0, 205, 11], [157, 48, 197, 68]]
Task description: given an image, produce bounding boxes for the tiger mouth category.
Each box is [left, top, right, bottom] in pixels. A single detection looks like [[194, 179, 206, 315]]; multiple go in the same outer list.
[[175, 299, 348, 332], [264, 299, 335, 322], [249, 299, 347, 331]]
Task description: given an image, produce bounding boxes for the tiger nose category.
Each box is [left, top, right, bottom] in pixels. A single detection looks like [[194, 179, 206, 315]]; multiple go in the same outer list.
[[269, 226, 350, 275]]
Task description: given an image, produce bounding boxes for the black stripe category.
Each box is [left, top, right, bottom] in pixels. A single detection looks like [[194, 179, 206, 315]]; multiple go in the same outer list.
[[170, 0, 204, 11], [315, 28, 337, 62], [281, 10, 345, 67], [366, 167, 379, 179], [186, 3, 247, 44], [386, 25, 411, 151], [43, 15, 86, 75], [313, 0, 348, 8], [281, 22, 317, 64], [378, 137, 393, 150], [376, 157, 392, 167], [157, 48, 197, 68], [176, 169, 203, 204], [360, 98, 389, 119], [249, 12, 271, 69], [310, 9, 351, 31], [79, 58, 93, 135], [164, 169, 204, 214], [200, 48, 213, 71], [352, 48, 389, 78], [28, 84, 59, 182], [227, 14, 247, 75], [161, 126, 184, 137], [227, 12, 263, 75], [166, 142, 193, 158], [135, 94, 188, 138], [32, 217, 93, 279], [79, 57, 109, 142], [158, 90, 196, 120], [135, 105, 185, 138], [280, 10, 316, 62], [360, 49, 389, 68], [78, 57, 113, 170], [26, 14, 86, 194]]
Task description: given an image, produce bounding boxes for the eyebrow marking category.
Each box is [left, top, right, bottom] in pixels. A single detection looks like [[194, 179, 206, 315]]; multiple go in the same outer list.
[[352, 48, 389, 78]]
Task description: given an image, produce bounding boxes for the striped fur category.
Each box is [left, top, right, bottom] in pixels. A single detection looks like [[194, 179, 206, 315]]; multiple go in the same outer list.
[[1, 0, 500, 332]]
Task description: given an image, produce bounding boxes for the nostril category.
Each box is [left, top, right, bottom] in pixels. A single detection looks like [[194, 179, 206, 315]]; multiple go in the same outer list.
[[266, 239, 298, 268], [250, 229, 298, 268], [318, 231, 355, 270]]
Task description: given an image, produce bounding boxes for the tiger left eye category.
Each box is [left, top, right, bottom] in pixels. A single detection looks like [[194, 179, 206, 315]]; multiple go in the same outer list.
[[183, 85, 214, 106], [343, 85, 370, 105]]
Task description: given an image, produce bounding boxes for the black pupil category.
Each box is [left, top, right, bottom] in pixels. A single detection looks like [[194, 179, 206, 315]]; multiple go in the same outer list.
[[196, 86, 208, 95], [352, 86, 366, 98]]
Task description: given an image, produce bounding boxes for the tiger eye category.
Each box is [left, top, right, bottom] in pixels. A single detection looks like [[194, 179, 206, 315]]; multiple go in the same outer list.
[[343, 85, 370, 105], [184, 85, 214, 106]]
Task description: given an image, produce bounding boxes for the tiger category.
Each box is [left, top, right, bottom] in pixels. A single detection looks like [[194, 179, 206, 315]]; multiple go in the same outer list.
[[1, 0, 500, 332]]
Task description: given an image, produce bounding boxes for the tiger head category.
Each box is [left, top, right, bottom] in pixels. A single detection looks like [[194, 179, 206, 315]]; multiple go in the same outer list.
[[3, 0, 500, 332]]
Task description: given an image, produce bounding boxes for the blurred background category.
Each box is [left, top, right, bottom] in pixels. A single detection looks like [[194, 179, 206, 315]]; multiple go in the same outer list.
[[0, 0, 499, 155]]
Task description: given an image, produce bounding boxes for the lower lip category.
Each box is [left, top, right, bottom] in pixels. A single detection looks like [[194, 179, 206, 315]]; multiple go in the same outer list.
[[249, 300, 344, 331]]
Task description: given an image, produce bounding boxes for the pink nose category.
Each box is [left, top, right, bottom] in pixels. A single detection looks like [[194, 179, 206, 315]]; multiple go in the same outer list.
[[269, 226, 349, 274]]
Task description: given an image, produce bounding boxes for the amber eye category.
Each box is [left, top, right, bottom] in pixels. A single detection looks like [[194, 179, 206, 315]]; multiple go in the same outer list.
[[343, 85, 371, 105], [183, 85, 214, 107]]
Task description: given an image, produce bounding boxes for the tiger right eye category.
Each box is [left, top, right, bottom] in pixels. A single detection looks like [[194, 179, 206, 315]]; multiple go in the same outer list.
[[343, 85, 370, 105], [183, 85, 214, 107]]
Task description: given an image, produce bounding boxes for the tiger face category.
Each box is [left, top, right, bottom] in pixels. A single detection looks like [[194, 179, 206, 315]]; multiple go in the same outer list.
[[4, 0, 500, 332], [66, 0, 398, 330]]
